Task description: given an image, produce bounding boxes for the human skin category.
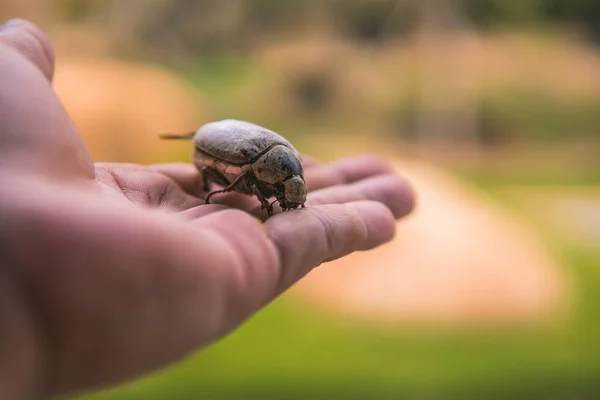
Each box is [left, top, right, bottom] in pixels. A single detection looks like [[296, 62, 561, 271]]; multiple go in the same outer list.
[[0, 19, 415, 399]]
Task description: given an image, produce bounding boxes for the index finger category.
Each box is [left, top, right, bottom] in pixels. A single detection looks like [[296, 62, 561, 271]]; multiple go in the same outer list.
[[264, 201, 396, 297]]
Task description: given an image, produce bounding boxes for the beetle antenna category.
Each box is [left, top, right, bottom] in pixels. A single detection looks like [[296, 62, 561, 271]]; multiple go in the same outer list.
[[158, 131, 196, 140]]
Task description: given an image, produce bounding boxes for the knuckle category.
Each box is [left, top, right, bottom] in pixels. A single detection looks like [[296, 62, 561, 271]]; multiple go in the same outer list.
[[312, 205, 368, 257]]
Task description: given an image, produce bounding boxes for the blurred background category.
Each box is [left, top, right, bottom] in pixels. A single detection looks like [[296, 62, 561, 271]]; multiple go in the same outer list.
[[2, 0, 600, 399]]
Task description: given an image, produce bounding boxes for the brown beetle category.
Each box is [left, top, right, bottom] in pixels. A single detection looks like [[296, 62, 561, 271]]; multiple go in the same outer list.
[[160, 119, 307, 216]]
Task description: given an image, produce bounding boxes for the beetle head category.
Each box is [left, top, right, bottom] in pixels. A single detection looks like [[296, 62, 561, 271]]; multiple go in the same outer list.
[[276, 175, 306, 210]]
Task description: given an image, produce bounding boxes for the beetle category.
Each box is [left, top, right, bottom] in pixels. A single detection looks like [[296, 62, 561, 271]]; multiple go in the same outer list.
[[160, 119, 307, 217]]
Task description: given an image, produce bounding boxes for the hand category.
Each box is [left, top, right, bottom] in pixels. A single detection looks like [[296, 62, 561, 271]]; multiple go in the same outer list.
[[0, 19, 415, 399]]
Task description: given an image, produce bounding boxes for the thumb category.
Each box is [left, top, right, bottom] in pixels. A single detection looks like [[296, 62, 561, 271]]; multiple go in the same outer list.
[[0, 19, 54, 82], [0, 19, 95, 181]]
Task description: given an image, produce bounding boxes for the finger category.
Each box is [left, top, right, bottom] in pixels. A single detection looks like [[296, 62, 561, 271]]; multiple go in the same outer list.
[[307, 173, 415, 219], [265, 201, 396, 294], [0, 19, 94, 179], [303, 155, 395, 192], [0, 19, 54, 81]]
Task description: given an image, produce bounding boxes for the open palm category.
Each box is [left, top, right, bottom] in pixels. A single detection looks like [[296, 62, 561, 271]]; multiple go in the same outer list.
[[0, 19, 414, 399]]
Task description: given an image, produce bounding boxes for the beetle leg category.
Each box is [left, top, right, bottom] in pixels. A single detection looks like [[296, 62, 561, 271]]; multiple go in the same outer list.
[[205, 172, 248, 204], [251, 184, 273, 216], [201, 167, 211, 193], [202, 167, 210, 193], [274, 193, 288, 212]]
